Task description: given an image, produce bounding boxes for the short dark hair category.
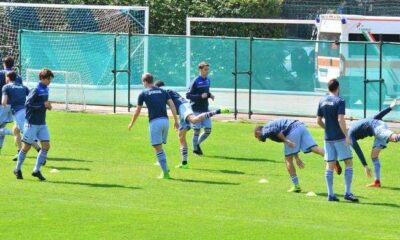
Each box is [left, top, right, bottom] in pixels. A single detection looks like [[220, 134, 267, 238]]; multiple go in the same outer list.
[[328, 78, 339, 92], [198, 61, 209, 69], [142, 73, 154, 84], [154, 80, 165, 87], [6, 71, 17, 82], [3, 56, 14, 68], [39, 68, 54, 80]]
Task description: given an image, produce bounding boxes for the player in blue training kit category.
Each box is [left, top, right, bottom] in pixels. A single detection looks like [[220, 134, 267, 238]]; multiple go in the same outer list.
[[14, 69, 53, 181], [155, 81, 229, 169], [128, 73, 179, 179], [317, 78, 358, 202], [186, 62, 215, 156], [0, 57, 21, 152], [2, 71, 41, 161], [349, 99, 400, 188], [254, 118, 340, 192]]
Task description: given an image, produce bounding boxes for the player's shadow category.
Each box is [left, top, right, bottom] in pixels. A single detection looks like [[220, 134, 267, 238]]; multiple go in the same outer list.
[[48, 180, 141, 190], [206, 155, 280, 163], [46, 166, 91, 171], [47, 157, 93, 163], [359, 202, 400, 209], [381, 186, 400, 191], [193, 168, 245, 175], [172, 178, 240, 186]]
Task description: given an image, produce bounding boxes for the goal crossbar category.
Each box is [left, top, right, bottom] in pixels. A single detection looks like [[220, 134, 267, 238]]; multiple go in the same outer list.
[[0, 2, 149, 11]]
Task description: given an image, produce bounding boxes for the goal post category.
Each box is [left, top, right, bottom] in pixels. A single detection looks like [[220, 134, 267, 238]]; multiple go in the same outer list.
[[185, 17, 315, 86]]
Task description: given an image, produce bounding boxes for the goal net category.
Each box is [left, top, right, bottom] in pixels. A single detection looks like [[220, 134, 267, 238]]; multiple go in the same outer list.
[[0, 3, 149, 108]]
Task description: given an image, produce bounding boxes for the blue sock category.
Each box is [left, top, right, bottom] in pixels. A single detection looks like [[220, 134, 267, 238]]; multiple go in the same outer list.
[[193, 129, 200, 150], [15, 150, 27, 171], [372, 158, 381, 181], [0, 135, 4, 148], [33, 150, 47, 173], [156, 150, 168, 173], [199, 111, 218, 120], [344, 167, 353, 195], [198, 128, 211, 145], [325, 169, 334, 197], [291, 175, 299, 186], [181, 147, 188, 164]]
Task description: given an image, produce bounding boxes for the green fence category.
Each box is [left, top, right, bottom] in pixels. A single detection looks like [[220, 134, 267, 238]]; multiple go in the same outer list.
[[19, 30, 400, 120]]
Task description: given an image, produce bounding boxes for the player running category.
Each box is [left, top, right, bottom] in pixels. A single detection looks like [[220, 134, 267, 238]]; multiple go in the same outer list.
[[14, 69, 53, 181], [128, 73, 179, 179], [2, 71, 41, 161], [317, 78, 358, 202], [349, 99, 399, 188], [186, 62, 215, 156], [154, 80, 229, 169], [254, 118, 341, 193]]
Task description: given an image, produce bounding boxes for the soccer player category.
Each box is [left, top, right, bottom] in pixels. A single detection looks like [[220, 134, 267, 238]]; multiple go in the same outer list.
[[349, 99, 399, 187], [154, 80, 229, 169], [186, 62, 215, 155], [254, 118, 340, 192], [14, 69, 53, 181], [2, 71, 41, 160], [128, 73, 179, 179], [0, 56, 21, 151], [317, 78, 358, 202]]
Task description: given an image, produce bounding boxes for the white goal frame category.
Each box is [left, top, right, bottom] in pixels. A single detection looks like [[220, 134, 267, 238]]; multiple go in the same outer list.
[[185, 17, 315, 86], [26, 68, 86, 111]]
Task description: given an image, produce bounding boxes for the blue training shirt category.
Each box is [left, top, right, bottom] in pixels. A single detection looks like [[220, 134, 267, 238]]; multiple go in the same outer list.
[[349, 107, 392, 166], [138, 86, 171, 122], [2, 82, 29, 114], [25, 82, 49, 125], [261, 119, 303, 142], [166, 89, 188, 111], [186, 75, 211, 112], [0, 68, 23, 100], [317, 95, 346, 141]]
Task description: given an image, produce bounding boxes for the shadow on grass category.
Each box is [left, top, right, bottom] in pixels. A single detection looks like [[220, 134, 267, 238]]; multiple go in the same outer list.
[[315, 192, 367, 199], [172, 178, 240, 186], [193, 168, 245, 175], [46, 166, 91, 171], [206, 155, 280, 163], [47, 157, 93, 163], [381, 186, 400, 191], [359, 202, 400, 208], [48, 180, 141, 190]]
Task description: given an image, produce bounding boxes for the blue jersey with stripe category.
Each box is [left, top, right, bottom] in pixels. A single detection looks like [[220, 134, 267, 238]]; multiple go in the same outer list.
[[25, 82, 49, 125], [186, 75, 211, 112], [2, 82, 29, 114], [166, 89, 188, 110], [0, 68, 23, 100], [317, 95, 346, 141], [138, 86, 171, 122], [261, 119, 303, 142]]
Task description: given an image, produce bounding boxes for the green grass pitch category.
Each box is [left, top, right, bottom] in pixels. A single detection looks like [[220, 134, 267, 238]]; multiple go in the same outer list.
[[0, 111, 399, 240]]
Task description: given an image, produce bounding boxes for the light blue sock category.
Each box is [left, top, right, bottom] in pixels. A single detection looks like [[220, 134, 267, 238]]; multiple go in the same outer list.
[[33, 150, 47, 173], [325, 169, 334, 197], [344, 167, 353, 195], [0, 135, 4, 148], [181, 147, 188, 164], [15, 150, 27, 171], [372, 158, 381, 181], [291, 175, 299, 186], [198, 128, 211, 145], [156, 150, 168, 173], [193, 129, 200, 150]]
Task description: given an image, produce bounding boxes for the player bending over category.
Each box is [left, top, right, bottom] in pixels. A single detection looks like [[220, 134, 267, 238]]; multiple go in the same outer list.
[[14, 69, 53, 181], [155, 80, 229, 169], [128, 73, 179, 179], [254, 118, 338, 193], [349, 99, 399, 187]]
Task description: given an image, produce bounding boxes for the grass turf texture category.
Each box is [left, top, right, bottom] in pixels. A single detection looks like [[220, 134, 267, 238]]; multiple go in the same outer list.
[[0, 111, 399, 240]]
